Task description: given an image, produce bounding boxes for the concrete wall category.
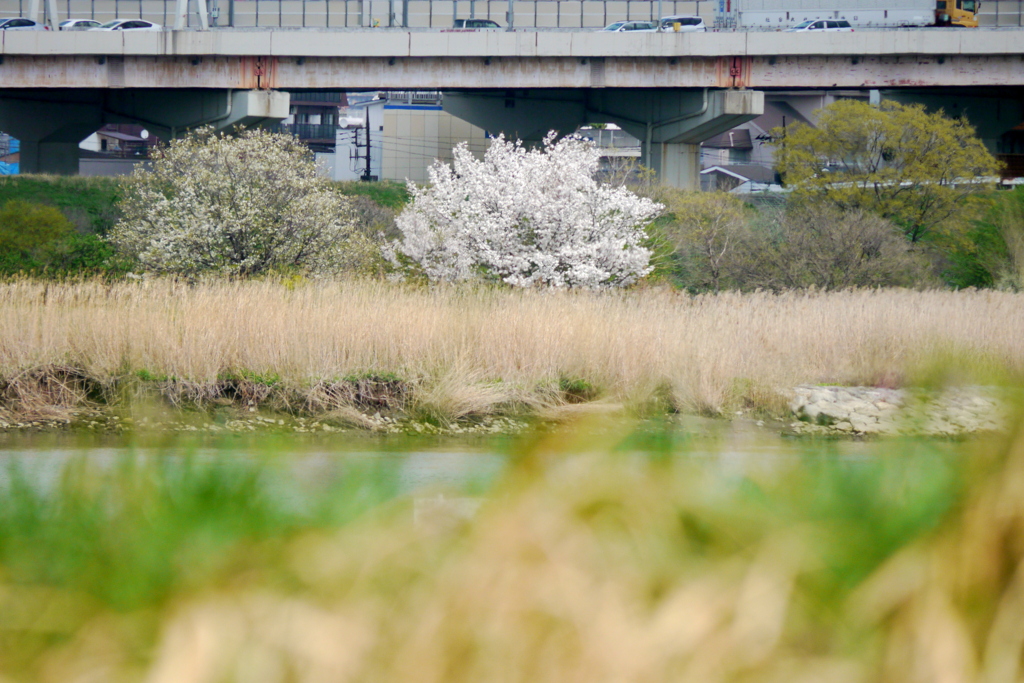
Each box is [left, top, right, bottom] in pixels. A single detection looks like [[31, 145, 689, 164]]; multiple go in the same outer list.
[[381, 103, 488, 182], [79, 157, 147, 175]]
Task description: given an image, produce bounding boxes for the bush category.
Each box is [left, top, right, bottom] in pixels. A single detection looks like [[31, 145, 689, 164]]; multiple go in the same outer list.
[[0, 200, 74, 275], [656, 199, 935, 292], [732, 207, 936, 290], [390, 133, 663, 289], [47, 233, 132, 279], [0, 175, 121, 234], [110, 127, 374, 277], [656, 190, 750, 291], [946, 187, 1024, 290]]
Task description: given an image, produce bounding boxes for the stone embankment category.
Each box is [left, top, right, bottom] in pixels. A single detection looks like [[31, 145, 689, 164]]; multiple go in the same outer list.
[[788, 385, 1009, 436]]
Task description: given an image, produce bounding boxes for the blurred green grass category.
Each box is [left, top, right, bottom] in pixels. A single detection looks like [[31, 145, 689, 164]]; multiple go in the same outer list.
[[0, 419, 1018, 682]]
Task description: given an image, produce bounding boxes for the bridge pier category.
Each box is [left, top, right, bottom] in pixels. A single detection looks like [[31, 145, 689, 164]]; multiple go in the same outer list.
[[0, 89, 289, 174], [0, 98, 104, 174], [443, 88, 763, 191]]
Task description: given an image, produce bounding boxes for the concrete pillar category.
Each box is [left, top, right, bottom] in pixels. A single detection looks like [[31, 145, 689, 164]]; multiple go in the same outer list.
[[18, 142, 83, 175], [648, 142, 701, 190], [0, 89, 289, 175], [174, 0, 209, 30], [0, 97, 103, 174], [27, 0, 59, 28]]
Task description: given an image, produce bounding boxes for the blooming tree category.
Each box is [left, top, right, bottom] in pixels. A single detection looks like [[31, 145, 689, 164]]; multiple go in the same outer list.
[[391, 133, 662, 288], [111, 127, 364, 276]]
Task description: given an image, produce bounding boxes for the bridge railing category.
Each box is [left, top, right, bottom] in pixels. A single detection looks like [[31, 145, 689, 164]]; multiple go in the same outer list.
[[1, 0, 714, 29], [3, 0, 1019, 29]]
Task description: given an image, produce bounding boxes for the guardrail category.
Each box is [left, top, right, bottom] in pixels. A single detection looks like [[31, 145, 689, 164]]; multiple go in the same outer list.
[[1, 0, 1019, 29], [1, 0, 713, 28]]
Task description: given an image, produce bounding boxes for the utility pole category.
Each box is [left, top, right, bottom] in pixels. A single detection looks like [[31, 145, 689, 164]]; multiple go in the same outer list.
[[360, 123, 376, 181]]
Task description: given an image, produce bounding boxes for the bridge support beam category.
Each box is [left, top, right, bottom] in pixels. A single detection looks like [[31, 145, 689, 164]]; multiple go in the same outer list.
[[0, 89, 289, 174], [443, 88, 763, 190], [879, 89, 1024, 155]]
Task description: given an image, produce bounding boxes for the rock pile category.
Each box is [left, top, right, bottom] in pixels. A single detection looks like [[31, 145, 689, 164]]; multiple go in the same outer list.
[[789, 385, 1008, 436]]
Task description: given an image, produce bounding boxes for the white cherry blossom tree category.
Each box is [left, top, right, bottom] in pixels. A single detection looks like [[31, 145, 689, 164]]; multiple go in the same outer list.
[[111, 127, 365, 276], [391, 133, 662, 288]]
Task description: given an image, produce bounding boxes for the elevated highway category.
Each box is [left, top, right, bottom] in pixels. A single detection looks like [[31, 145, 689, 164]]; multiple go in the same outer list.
[[2, 27, 1023, 185], [1, 29, 1023, 88]]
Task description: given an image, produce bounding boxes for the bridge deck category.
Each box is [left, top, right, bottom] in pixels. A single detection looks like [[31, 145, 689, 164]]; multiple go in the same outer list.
[[1, 29, 1022, 89]]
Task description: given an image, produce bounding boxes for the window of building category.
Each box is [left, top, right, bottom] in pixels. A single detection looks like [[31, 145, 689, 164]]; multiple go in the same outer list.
[[728, 149, 751, 163]]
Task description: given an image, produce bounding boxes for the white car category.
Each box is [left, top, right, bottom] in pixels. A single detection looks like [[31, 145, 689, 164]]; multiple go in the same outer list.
[[452, 18, 501, 28], [90, 18, 162, 31], [0, 17, 47, 30], [59, 18, 101, 30], [599, 20, 658, 31], [786, 19, 854, 31], [658, 15, 707, 31]]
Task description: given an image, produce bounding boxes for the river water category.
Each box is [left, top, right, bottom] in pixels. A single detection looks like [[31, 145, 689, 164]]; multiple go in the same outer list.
[[0, 415, 943, 498]]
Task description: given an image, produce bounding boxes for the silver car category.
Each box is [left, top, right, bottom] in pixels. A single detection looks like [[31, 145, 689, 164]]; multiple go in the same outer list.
[[90, 19, 162, 31], [0, 17, 47, 30], [59, 18, 102, 30], [599, 20, 658, 31], [785, 19, 854, 31]]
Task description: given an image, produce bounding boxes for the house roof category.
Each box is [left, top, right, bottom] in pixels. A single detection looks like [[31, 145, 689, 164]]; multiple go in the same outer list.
[[752, 101, 813, 135], [98, 131, 145, 142], [703, 129, 752, 149], [701, 164, 777, 183]]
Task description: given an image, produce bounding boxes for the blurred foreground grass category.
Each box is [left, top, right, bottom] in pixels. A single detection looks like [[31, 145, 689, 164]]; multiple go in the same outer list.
[[1, 417, 1023, 682]]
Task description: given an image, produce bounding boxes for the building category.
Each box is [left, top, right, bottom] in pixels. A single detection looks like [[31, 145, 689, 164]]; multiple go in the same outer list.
[[698, 92, 867, 193], [327, 92, 491, 183], [278, 91, 348, 153]]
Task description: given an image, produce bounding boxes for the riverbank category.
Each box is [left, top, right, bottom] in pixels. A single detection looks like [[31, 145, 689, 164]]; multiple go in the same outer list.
[[2, 280, 1023, 430], [0, 383, 1015, 439]]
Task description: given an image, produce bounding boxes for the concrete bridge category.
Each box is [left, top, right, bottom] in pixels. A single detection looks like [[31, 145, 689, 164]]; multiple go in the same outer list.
[[2, 27, 1023, 186]]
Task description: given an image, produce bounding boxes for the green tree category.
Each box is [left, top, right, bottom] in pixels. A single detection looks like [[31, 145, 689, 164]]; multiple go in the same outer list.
[[658, 190, 749, 291], [771, 100, 1001, 243]]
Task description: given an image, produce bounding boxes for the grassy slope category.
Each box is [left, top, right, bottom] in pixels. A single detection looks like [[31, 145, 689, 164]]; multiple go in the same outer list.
[[332, 179, 411, 209], [0, 175, 123, 234], [0, 175, 411, 234]]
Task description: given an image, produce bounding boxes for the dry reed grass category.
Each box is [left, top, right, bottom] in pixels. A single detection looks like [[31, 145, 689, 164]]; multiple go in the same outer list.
[[1, 279, 1023, 419]]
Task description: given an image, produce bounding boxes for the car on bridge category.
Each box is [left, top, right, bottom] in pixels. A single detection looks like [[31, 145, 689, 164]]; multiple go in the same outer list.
[[452, 18, 501, 28], [599, 20, 658, 31], [0, 17, 47, 30], [90, 19, 163, 31], [657, 15, 707, 31], [59, 18, 101, 30], [785, 19, 855, 31]]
